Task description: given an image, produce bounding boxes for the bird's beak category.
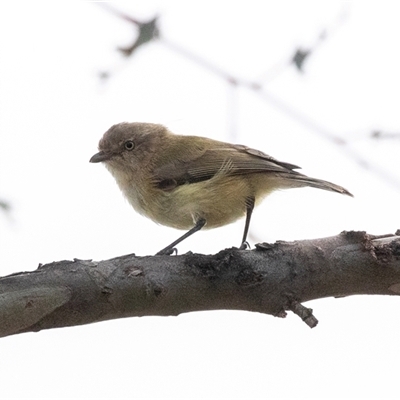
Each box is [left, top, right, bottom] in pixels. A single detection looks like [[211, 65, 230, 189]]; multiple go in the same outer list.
[[89, 151, 111, 163]]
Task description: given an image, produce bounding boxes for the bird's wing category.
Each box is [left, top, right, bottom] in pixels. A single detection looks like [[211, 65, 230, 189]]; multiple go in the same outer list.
[[153, 141, 302, 190]]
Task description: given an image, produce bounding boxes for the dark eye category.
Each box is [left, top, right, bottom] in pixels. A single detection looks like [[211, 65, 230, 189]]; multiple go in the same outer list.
[[124, 140, 135, 151]]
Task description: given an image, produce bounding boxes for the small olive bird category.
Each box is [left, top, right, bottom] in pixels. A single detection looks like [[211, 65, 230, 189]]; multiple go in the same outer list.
[[90, 122, 352, 255]]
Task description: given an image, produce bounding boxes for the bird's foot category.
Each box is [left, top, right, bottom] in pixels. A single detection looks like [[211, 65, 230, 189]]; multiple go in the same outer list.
[[239, 241, 250, 250], [156, 247, 178, 256]]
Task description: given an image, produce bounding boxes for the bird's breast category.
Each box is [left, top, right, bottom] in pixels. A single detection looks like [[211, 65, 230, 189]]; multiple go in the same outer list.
[[111, 166, 279, 231]]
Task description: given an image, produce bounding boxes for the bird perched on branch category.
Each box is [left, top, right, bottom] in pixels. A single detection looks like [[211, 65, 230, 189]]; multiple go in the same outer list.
[[90, 122, 352, 255]]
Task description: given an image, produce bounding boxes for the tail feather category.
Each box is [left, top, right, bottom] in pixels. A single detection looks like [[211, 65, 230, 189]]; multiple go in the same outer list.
[[282, 174, 353, 197]]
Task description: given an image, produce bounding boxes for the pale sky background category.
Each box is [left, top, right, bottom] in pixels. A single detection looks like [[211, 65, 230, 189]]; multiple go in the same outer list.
[[1, 1, 400, 399]]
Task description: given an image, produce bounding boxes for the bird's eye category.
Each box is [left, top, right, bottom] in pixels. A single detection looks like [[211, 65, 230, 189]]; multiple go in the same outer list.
[[124, 140, 135, 151]]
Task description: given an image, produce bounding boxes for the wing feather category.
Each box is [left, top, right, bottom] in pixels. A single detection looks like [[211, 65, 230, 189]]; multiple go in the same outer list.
[[153, 140, 302, 189]]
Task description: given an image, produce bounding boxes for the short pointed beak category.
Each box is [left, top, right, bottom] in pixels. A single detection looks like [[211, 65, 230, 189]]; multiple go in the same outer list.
[[89, 151, 111, 163]]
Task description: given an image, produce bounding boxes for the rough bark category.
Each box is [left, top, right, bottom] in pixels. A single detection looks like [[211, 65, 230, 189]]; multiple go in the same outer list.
[[1, 230, 399, 338]]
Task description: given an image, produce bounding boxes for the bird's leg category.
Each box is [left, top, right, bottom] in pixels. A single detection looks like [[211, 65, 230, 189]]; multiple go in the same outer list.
[[239, 197, 255, 250], [156, 218, 206, 255]]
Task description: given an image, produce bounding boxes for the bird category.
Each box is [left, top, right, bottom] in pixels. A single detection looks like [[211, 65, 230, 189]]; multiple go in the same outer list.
[[90, 122, 352, 255]]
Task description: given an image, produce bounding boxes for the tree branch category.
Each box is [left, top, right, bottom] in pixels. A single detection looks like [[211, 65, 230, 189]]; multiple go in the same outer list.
[[1, 231, 399, 338]]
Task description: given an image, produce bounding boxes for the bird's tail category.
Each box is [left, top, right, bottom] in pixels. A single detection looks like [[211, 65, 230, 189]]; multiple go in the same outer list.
[[280, 173, 353, 197]]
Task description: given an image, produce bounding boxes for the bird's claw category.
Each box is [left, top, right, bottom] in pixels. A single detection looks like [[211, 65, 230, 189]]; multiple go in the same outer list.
[[156, 247, 178, 256], [239, 241, 250, 250]]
